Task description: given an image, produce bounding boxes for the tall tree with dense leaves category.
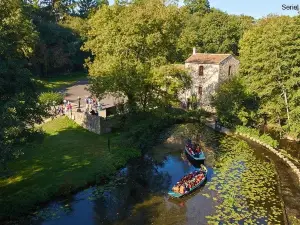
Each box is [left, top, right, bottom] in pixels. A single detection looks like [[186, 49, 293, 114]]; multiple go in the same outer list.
[[84, 0, 190, 111], [178, 9, 254, 59], [239, 16, 300, 138], [78, 0, 109, 18], [23, 2, 87, 76], [0, 0, 46, 169], [211, 77, 259, 128], [184, 0, 210, 14]]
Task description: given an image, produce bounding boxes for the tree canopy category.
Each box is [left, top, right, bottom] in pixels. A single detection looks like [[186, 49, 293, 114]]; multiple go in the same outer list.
[[84, 0, 191, 111], [184, 0, 210, 14], [0, 0, 46, 168], [211, 77, 259, 128], [239, 15, 300, 137], [177, 9, 254, 59]]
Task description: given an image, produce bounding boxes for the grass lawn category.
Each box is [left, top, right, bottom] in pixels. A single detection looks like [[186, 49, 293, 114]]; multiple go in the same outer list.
[[0, 116, 139, 220], [35, 72, 87, 91]]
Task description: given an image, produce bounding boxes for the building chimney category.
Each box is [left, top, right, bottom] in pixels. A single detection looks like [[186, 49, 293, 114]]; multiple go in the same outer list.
[[193, 47, 196, 55]]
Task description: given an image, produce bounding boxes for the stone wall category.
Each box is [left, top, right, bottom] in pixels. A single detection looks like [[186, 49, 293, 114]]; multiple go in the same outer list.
[[219, 55, 240, 83], [205, 117, 300, 185], [179, 56, 240, 111], [66, 110, 112, 135], [181, 63, 220, 107], [236, 131, 300, 185]]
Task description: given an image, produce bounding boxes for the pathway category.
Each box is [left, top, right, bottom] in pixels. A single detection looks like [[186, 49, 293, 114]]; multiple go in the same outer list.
[[61, 79, 123, 110]]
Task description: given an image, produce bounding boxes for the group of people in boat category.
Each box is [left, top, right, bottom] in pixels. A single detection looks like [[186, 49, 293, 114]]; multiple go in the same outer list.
[[172, 170, 205, 194], [186, 141, 202, 156]]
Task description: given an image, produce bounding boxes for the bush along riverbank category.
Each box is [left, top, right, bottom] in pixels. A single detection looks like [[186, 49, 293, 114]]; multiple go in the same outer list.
[[235, 126, 300, 184]]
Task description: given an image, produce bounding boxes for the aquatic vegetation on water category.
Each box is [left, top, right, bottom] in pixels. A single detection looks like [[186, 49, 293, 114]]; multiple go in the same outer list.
[[33, 203, 71, 221], [205, 137, 283, 224]]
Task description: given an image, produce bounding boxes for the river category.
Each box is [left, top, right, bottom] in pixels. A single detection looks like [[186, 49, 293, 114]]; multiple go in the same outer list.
[[25, 123, 300, 225]]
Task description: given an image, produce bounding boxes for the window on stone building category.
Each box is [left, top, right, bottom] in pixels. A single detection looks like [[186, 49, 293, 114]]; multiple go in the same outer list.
[[199, 66, 204, 76], [228, 66, 232, 76], [198, 86, 202, 96]]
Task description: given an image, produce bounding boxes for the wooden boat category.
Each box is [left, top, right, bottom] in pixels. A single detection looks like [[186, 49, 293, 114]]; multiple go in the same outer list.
[[185, 145, 206, 161], [168, 165, 208, 198]]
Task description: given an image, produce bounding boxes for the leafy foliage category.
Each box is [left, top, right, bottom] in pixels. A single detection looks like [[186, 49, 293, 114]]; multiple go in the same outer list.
[[39, 92, 64, 105], [212, 76, 259, 128], [240, 16, 300, 138], [0, 0, 46, 169], [183, 0, 210, 14], [77, 0, 108, 18], [236, 126, 279, 148], [177, 10, 254, 59], [84, 1, 189, 111]]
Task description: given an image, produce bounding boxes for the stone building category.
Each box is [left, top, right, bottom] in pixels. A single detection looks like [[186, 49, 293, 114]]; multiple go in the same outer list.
[[180, 48, 239, 111]]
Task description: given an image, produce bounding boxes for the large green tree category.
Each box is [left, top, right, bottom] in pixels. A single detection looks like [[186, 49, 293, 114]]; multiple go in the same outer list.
[[178, 9, 254, 59], [77, 0, 109, 18], [239, 16, 300, 138], [23, 2, 87, 76], [84, 0, 190, 111], [184, 0, 210, 14], [0, 0, 46, 169], [211, 77, 259, 128]]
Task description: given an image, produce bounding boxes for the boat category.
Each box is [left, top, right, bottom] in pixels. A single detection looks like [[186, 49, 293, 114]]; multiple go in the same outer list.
[[168, 165, 208, 198], [185, 140, 206, 161]]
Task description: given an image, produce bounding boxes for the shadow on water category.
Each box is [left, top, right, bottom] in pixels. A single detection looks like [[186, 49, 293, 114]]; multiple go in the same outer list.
[[25, 123, 300, 225]]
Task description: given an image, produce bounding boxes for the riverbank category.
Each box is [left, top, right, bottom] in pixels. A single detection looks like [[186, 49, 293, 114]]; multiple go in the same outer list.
[[204, 119, 300, 224], [15, 123, 287, 225], [205, 118, 300, 183], [0, 116, 140, 221]]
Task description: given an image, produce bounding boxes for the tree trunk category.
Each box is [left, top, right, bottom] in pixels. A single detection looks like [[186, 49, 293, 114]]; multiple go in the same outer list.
[[276, 52, 290, 130], [282, 87, 290, 129], [127, 94, 136, 112], [277, 114, 282, 139]]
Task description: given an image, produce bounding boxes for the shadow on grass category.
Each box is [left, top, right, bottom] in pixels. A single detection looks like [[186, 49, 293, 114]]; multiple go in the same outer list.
[[0, 117, 138, 221]]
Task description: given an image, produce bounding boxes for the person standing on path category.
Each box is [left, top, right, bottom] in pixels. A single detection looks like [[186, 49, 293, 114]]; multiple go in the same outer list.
[[88, 97, 92, 111]]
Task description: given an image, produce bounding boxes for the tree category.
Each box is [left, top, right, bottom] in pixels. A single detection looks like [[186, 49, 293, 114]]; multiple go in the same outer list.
[[150, 65, 192, 108], [0, 0, 46, 169], [239, 16, 300, 138], [184, 0, 210, 14], [211, 77, 259, 128], [78, 0, 109, 18], [84, 0, 187, 111], [39, 0, 77, 18], [177, 9, 254, 59], [23, 2, 87, 76]]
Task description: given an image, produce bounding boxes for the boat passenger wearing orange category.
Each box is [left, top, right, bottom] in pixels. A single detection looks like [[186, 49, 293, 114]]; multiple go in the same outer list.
[[179, 185, 185, 194]]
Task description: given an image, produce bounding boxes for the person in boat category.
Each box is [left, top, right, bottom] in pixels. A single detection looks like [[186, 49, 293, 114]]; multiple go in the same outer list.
[[185, 183, 190, 192], [172, 184, 180, 193], [195, 145, 201, 153], [179, 185, 185, 194], [189, 147, 195, 155]]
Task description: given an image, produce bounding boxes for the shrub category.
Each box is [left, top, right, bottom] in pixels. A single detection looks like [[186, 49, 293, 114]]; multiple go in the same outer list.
[[236, 126, 278, 148], [39, 92, 63, 105]]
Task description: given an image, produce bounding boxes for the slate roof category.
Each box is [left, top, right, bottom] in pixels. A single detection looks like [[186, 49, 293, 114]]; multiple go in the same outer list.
[[185, 53, 231, 64]]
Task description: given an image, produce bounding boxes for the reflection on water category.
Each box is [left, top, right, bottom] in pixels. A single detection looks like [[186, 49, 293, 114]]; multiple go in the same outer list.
[[31, 124, 286, 225]]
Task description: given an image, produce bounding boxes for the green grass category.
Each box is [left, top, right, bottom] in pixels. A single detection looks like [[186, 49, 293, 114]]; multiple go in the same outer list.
[[35, 72, 87, 91], [0, 116, 140, 220]]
